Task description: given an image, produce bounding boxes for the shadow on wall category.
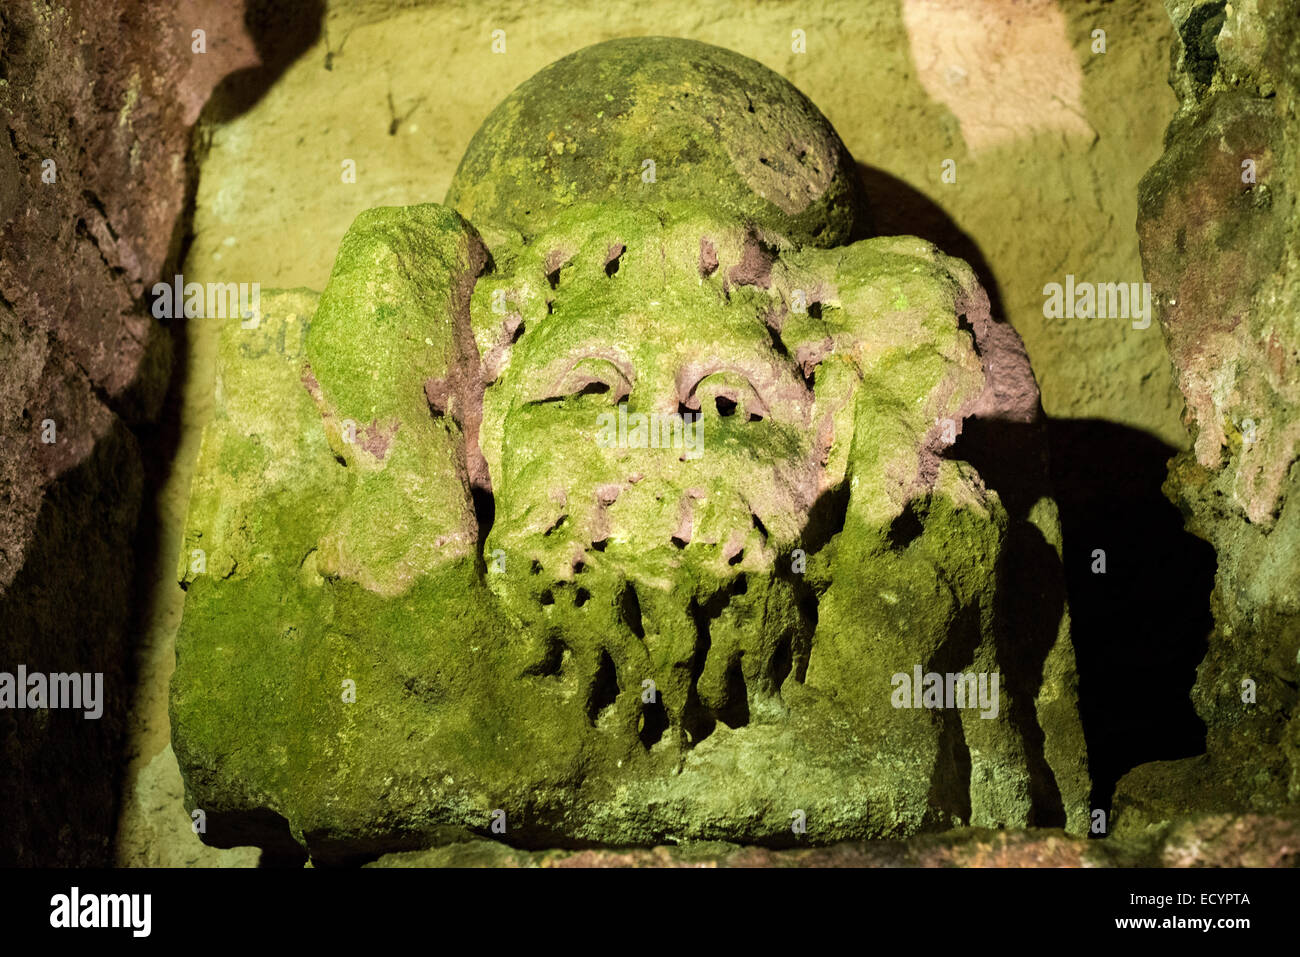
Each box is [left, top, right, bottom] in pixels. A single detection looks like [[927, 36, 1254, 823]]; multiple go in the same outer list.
[[960, 414, 1215, 814], [858, 164, 1008, 322], [1048, 420, 1214, 812], [0, 424, 143, 866], [859, 163, 1217, 813], [205, 0, 329, 124]]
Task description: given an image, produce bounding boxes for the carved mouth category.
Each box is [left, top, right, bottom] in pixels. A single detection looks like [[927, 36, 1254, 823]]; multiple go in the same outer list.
[[508, 558, 818, 755]]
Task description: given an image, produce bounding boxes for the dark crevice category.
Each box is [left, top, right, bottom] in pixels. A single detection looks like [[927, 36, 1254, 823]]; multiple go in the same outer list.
[[1179, 1, 1227, 86], [923, 601, 978, 826], [887, 499, 925, 551], [1044, 419, 1214, 812], [586, 649, 620, 724], [956, 312, 980, 356], [522, 637, 568, 678], [715, 658, 750, 729], [768, 632, 794, 692], [764, 315, 790, 358], [80, 189, 119, 241], [604, 242, 625, 277], [682, 598, 717, 746], [639, 694, 669, 749], [618, 580, 644, 640], [800, 480, 849, 555], [946, 414, 1214, 815], [471, 486, 494, 554]]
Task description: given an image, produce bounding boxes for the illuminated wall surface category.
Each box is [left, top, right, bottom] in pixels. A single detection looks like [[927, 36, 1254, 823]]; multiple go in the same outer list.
[[0, 0, 1297, 868]]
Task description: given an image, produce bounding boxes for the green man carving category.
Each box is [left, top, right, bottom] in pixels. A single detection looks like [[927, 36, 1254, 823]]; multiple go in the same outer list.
[[172, 38, 1090, 861]]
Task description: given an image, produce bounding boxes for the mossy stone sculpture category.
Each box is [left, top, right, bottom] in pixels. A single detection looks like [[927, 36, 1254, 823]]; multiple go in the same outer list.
[[172, 38, 1089, 862]]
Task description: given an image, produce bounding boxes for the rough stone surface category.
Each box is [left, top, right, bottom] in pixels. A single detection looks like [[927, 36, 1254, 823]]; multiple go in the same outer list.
[[176, 0, 1185, 447], [367, 810, 1300, 868], [0, 0, 254, 866], [1116, 0, 1300, 832], [172, 42, 1088, 860]]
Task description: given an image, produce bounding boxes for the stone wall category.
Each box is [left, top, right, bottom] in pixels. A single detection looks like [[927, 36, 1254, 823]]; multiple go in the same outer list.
[[1117, 0, 1300, 828], [0, 0, 253, 866]]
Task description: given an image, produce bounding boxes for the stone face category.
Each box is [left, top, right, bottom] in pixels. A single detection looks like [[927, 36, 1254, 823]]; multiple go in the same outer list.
[[1117, 0, 1300, 831], [172, 39, 1088, 862], [445, 37, 871, 249]]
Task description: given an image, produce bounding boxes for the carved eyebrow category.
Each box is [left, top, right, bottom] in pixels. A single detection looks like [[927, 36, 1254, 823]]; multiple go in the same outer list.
[[676, 361, 787, 412], [533, 351, 635, 402], [559, 352, 634, 386]]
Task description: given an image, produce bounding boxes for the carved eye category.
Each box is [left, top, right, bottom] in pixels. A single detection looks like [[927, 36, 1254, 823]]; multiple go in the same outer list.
[[686, 371, 767, 422], [546, 357, 632, 404]]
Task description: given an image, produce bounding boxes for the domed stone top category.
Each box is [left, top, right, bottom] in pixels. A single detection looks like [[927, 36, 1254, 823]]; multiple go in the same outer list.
[[446, 37, 872, 248]]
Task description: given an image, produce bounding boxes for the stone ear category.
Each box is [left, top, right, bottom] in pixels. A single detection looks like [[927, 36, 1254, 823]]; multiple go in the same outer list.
[[303, 203, 491, 596]]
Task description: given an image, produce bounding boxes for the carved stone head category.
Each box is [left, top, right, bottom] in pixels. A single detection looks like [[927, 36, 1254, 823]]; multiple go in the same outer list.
[[172, 38, 1089, 862]]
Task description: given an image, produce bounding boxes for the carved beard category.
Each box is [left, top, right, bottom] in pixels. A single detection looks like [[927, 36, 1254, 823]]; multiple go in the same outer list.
[[478, 437, 828, 752]]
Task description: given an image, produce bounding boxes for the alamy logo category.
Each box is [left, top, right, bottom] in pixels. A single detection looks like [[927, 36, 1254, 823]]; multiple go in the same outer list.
[[50, 887, 151, 937], [0, 666, 103, 719], [150, 274, 260, 322], [1042, 275, 1152, 329], [596, 403, 703, 458], [891, 665, 999, 719]]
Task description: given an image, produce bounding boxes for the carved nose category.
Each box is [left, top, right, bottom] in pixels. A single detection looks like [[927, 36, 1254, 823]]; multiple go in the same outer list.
[[670, 488, 706, 547]]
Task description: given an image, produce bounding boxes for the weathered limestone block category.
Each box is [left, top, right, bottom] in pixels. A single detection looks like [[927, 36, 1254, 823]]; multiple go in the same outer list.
[[172, 39, 1088, 862], [1117, 0, 1300, 828]]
